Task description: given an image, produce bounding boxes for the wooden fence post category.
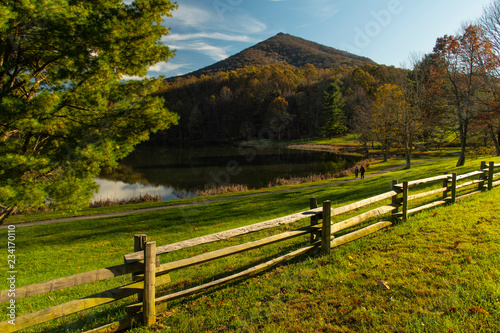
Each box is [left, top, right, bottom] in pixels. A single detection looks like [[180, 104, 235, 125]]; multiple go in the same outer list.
[[391, 180, 399, 220], [134, 234, 148, 254], [488, 161, 495, 191], [443, 172, 449, 199], [310, 197, 319, 244], [402, 181, 409, 222], [143, 241, 156, 326], [321, 201, 331, 254], [451, 173, 457, 203], [479, 161, 487, 192], [132, 234, 147, 302]]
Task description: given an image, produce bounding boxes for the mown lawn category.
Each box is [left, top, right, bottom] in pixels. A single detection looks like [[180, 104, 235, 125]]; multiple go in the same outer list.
[[0, 155, 499, 332], [136, 183, 500, 333]]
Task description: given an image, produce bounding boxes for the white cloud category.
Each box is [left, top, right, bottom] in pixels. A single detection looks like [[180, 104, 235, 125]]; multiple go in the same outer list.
[[120, 75, 144, 81], [168, 3, 267, 35], [119, 62, 190, 79], [169, 4, 215, 30], [231, 14, 267, 34], [148, 61, 189, 73], [165, 32, 254, 43], [158, 2, 268, 72], [168, 42, 230, 61]]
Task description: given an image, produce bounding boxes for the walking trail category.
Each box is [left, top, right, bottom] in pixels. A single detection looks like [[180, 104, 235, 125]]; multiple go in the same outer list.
[[2, 162, 415, 229]]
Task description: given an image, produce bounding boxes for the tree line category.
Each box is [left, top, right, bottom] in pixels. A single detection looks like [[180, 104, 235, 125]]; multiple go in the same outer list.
[[154, 63, 404, 144]]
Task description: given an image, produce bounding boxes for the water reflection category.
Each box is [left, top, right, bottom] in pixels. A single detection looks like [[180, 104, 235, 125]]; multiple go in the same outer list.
[[92, 179, 196, 202], [94, 145, 360, 202]]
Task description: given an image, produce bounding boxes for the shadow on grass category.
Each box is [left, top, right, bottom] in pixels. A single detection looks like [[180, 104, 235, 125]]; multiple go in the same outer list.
[[33, 240, 321, 333]]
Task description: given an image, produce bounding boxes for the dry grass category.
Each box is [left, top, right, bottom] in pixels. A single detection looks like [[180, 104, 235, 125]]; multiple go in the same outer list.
[[89, 193, 162, 208], [268, 159, 374, 187], [198, 184, 249, 196], [198, 159, 375, 193], [11, 205, 53, 216]]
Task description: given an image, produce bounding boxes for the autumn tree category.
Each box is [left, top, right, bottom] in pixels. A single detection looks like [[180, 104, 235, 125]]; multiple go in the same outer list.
[[0, 0, 179, 223], [432, 25, 499, 166], [346, 69, 377, 151], [481, 0, 500, 56], [399, 54, 438, 168], [267, 96, 292, 140], [408, 54, 450, 147], [344, 68, 377, 138], [321, 83, 347, 138], [370, 84, 406, 163], [480, 1, 500, 155]]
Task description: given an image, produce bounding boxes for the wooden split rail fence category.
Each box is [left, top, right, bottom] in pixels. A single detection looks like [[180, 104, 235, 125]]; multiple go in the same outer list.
[[1, 161, 499, 332]]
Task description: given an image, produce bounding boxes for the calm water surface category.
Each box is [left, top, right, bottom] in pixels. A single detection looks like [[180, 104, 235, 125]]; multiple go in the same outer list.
[[94, 145, 360, 202]]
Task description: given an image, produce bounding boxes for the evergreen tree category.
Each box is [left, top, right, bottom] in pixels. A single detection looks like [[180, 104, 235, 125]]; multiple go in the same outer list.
[[321, 83, 347, 138], [0, 0, 179, 223]]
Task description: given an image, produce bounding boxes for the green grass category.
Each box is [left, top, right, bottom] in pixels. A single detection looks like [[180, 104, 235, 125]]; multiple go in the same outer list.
[[0, 155, 499, 332], [307, 134, 362, 146], [139, 188, 500, 333]]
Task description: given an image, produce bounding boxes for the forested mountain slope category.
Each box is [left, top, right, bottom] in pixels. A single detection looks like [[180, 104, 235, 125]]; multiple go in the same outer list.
[[183, 33, 376, 78]]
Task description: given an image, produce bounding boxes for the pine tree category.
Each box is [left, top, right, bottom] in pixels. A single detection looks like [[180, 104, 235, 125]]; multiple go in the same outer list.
[[0, 0, 179, 223], [321, 83, 347, 138]]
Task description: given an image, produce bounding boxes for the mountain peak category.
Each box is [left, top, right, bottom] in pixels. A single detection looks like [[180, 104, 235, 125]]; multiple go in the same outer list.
[[184, 33, 376, 77]]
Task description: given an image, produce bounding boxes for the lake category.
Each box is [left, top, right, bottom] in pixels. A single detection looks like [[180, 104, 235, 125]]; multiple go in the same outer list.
[[93, 144, 361, 202]]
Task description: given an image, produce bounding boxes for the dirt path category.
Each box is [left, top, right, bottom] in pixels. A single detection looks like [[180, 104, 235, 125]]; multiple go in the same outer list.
[[2, 162, 412, 229]]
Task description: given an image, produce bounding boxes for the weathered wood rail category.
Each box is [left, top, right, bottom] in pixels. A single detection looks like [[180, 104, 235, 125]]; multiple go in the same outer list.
[[0, 161, 498, 332]]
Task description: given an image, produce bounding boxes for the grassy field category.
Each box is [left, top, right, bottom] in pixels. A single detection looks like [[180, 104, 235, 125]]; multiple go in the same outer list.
[[0, 155, 499, 332], [136, 188, 500, 333]]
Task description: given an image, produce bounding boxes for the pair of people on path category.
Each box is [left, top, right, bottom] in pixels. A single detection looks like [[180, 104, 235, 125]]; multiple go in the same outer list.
[[355, 166, 365, 179]]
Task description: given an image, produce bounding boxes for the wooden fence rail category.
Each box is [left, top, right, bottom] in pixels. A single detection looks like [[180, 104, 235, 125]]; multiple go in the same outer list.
[[1, 161, 499, 332]]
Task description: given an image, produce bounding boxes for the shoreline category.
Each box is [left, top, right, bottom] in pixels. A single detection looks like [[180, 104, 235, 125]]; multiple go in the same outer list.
[[10, 142, 373, 216], [286, 143, 364, 156], [2, 160, 408, 228]]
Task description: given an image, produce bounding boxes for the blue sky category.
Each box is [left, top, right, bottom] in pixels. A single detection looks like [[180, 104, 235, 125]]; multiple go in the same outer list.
[[149, 0, 494, 77]]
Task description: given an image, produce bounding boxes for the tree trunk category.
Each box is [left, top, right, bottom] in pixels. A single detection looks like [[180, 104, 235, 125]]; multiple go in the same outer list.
[[493, 125, 500, 156], [498, 129, 500, 152], [363, 141, 369, 154], [404, 139, 412, 170], [456, 131, 467, 167], [0, 206, 14, 225], [485, 124, 500, 156], [383, 139, 388, 162], [456, 117, 468, 167], [456, 151, 466, 167], [403, 120, 413, 169]]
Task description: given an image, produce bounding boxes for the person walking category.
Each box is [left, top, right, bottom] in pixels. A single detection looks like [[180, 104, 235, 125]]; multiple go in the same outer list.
[[354, 167, 359, 179], [360, 166, 365, 179]]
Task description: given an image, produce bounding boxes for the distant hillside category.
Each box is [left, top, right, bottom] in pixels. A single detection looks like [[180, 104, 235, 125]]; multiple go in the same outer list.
[[154, 33, 405, 145], [185, 33, 376, 77]]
